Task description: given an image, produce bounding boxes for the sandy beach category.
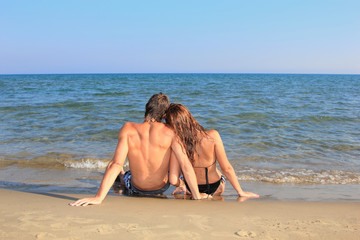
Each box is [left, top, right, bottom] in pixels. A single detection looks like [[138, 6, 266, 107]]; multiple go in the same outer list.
[[0, 188, 359, 240]]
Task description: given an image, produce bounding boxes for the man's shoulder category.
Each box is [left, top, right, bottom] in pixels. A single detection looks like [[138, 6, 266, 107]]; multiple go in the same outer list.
[[121, 122, 174, 134], [118, 122, 139, 136], [121, 122, 136, 130], [122, 122, 138, 128]]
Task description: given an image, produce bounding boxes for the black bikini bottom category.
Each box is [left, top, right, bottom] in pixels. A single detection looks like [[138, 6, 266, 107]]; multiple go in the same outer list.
[[184, 175, 225, 195]]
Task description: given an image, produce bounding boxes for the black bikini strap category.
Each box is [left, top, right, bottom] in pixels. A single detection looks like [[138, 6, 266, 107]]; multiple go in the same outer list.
[[193, 160, 216, 169], [205, 167, 210, 194]]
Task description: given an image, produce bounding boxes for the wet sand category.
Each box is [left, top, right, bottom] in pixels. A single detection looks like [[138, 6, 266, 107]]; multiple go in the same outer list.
[[0, 188, 359, 240]]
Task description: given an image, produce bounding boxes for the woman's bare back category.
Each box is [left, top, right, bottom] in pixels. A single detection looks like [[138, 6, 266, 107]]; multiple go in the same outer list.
[[193, 130, 222, 185]]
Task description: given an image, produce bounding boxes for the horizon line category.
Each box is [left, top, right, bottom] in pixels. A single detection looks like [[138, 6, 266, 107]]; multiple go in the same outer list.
[[1, 72, 359, 76]]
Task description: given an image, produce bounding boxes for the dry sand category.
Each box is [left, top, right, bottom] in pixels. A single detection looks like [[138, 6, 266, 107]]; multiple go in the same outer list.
[[0, 188, 359, 240]]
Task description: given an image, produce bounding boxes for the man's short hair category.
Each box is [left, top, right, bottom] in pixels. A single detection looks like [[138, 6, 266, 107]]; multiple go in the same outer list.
[[145, 93, 170, 122]]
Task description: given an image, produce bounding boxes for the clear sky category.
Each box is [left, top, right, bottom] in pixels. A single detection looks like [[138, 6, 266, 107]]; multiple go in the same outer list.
[[1, 0, 359, 74]]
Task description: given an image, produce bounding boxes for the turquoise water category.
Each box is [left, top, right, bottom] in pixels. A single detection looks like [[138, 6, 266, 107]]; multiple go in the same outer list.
[[1, 74, 360, 199]]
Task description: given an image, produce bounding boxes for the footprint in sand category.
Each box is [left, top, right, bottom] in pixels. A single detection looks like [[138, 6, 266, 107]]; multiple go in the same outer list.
[[118, 222, 169, 232], [211, 231, 239, 238], [96, 224, 116, 234], [161, 230, 201, 240], [117, 222, 176, 240], [65, 216, 100, 224], [17, 212, 56, 230], [35, 232, 56, 239], [49, 216, 100, 229], [310, 219, 322, 224], [235, 230, 257, 238], [18, 211, 54, 222], [186, 214, 211, 231], [118, 222, 140, 232]]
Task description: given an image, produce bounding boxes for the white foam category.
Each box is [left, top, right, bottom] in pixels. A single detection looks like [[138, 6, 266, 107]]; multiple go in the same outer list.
[[64, 159, 130, 169], [236, 168, 360, 184], [64, 159, 108, 169]]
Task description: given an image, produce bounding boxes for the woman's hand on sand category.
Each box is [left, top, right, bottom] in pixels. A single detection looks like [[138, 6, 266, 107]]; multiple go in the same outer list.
[[172, 185, 211, 199], [199, 193, 212, 199], [70, 197, 103, 207], [172, 184, 191, 195], [238, 191, 259, 198]]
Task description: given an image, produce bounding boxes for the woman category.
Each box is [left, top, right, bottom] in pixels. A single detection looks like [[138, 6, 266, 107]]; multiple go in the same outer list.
[[166, 103, 259, 198]]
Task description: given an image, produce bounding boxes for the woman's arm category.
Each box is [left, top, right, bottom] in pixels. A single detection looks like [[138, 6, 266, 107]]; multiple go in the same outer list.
[[171, 138, 206, 200], [212, 130, 259, 198], [169, 151, 190, 195], [169, 151, 181, 186]]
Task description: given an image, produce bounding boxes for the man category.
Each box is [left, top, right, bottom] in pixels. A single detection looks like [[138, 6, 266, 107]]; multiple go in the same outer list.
[[70, 93, 203, 206]]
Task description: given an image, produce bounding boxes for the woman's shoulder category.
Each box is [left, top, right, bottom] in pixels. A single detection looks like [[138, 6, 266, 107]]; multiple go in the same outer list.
[[206, 129, 221, 139]]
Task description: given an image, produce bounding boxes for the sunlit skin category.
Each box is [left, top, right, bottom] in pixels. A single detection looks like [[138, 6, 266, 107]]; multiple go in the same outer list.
[[170, 130, 259, 198], [167, 104, 259, 199], [70, 119, 206, 207]]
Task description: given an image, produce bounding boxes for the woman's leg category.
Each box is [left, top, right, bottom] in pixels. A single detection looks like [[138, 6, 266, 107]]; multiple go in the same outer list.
[[213, 180, 225, 196]]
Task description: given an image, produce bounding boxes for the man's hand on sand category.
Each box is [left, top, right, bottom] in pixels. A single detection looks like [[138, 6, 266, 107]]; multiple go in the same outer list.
[[239, 191, 259, 198], [70, 197, 102, 207]]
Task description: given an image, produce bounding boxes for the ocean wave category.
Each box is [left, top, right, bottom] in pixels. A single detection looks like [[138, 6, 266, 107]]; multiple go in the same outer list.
[[93, 91, 131, 97], [63, 159, 109, 169], [63, 159, 128, 169], [237, 168, 360, 184], [1, 155, 130, 170]]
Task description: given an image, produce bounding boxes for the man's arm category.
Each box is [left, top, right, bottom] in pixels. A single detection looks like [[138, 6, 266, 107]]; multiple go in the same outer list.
[[171, 138, 202, 200], [70, 125, 129, 206]]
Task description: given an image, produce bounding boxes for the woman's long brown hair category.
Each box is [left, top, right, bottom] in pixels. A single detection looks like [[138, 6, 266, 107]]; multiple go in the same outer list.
[[165, 103, 207, 162]]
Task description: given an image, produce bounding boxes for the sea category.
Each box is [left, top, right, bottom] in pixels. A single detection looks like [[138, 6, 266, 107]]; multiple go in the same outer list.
[[1, 73, 359, 201]]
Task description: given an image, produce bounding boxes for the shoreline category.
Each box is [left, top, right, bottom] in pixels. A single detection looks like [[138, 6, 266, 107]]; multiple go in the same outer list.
[[1, 165, 360, 202], [1, 188, 359, 240]]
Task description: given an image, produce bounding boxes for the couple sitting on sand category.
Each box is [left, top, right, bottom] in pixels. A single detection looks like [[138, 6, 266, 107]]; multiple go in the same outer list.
[[71, 93, 258, 206]]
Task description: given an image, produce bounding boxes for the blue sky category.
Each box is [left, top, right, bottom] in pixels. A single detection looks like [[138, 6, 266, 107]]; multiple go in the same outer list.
[[1, 0, 359, 74]]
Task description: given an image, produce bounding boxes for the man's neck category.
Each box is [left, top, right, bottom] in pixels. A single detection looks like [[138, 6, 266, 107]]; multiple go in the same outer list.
[[144, 117, 158, 123]]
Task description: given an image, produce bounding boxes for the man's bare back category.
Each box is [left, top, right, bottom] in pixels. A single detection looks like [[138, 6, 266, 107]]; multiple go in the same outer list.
[[121, 121, 174, 190], [70, 93, 203, 206]]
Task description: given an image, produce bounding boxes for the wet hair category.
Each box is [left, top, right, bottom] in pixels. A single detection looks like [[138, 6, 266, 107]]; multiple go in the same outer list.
[[165, 103, 207, 162], [144, 93, 170, 122]]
